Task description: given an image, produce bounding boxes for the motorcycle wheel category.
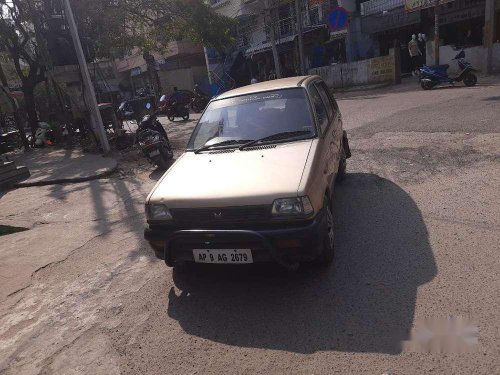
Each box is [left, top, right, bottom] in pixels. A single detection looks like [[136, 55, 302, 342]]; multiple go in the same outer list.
[[464, 73, 477, 87], [153, 154, 171, 170], [182, 113, 190, 121], [192, 102, 203, 113], [420, 81, 434, 90]]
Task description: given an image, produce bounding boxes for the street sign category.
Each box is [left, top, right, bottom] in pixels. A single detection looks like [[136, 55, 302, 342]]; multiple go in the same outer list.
[[328, 7, 348, 32]]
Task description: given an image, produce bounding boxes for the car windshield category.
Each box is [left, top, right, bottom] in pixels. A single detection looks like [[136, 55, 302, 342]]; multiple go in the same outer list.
[[187, 88, 315, 150]]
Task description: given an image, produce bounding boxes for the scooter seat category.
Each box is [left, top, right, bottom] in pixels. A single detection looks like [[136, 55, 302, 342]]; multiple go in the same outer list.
[[436, 64, 449, 69]]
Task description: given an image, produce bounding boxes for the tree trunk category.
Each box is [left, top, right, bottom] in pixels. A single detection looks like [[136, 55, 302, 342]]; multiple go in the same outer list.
[[22, 86, 39, 140], [0, 66, 30, 150]]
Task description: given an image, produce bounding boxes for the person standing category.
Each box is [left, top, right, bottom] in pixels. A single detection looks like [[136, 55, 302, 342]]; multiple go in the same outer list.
[[408, 34, 422, 76]]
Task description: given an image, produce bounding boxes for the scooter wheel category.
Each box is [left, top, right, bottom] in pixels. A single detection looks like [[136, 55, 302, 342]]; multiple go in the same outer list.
[[421, 81, 433, 90], [168, 115, 175, 122], [464, 73, 477, 87], [182, 114, 190, 121]]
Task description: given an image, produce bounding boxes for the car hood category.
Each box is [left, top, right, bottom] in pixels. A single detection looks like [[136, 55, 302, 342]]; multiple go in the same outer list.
[[148, 140, 313, 208]]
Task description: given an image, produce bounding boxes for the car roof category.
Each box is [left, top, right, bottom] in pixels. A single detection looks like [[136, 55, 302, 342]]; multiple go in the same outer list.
[[215, 75, 321, 100]]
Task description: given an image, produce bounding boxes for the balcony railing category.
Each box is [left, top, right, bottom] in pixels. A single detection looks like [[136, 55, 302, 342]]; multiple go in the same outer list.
[[360, 0, 406, 16]]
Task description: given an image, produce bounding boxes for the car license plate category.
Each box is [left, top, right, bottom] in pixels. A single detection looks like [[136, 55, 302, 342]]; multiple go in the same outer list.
[[149, 150, 160, 157], [192, 249, 253, 264]]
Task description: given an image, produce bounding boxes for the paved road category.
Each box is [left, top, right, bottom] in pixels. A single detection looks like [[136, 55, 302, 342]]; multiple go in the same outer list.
[[1, 78, 499, 374]]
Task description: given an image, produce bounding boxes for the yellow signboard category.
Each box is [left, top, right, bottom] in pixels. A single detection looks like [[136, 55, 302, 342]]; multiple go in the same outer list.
[[405, 0, 454, 12]]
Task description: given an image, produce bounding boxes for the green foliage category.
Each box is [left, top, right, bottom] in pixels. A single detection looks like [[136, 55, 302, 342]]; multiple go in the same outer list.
[[70, 0, 236, 58]]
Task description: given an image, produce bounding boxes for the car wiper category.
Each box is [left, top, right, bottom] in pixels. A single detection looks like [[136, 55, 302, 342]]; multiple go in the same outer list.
[[194, 139, 251, 154], [239, 130, 312, 150]]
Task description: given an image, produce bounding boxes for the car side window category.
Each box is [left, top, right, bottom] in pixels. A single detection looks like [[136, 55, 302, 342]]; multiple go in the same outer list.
[[316, 82, 337, 120], [309, 85, 329, 134]]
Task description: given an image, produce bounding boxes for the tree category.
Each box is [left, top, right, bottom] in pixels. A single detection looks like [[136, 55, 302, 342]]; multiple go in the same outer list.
[[70, 0, 236, 58], [0, 0, 235, 142], [0, 0, 46, 137]]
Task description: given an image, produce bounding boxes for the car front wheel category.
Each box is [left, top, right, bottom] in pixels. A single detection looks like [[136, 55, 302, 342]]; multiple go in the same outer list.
[[316, 197, 335, 266]]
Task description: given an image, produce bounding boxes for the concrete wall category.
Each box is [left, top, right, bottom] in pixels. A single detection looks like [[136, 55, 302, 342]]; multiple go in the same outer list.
[[309, 54, 395, 88], [492, 43, 500, 72], [427, 43, 500, 74], [159, 66, 208, 93]]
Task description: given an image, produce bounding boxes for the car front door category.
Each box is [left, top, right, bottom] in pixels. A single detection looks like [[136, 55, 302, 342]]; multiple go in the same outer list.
[[309, 83, 335, 192]]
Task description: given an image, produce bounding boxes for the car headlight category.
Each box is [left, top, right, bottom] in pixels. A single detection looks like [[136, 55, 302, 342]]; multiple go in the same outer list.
[[146, 203, 173, 221], [272, 196, 314, 216]]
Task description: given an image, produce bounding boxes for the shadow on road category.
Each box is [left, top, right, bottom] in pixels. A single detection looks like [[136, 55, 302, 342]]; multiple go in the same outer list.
[[483, 95, 500, 101], [167, 173, 437, 354]]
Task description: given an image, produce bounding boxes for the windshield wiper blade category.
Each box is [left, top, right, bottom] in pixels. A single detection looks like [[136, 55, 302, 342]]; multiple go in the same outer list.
[[194, 139, 251, 154], [239, 131, 312, 150]]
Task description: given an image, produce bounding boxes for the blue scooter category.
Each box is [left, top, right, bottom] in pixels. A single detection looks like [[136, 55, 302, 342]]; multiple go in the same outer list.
[[419, 50, 477, 90]]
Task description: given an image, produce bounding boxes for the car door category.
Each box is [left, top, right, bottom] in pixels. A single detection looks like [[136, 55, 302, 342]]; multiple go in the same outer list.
[[315, 81, 342, 179], [308, 83, 334, 191]]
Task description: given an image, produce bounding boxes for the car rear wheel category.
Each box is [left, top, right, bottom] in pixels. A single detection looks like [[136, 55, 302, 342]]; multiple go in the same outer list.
[[316, 197, 335, 266]]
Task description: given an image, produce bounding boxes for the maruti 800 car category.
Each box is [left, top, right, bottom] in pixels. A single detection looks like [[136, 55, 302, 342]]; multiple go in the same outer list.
[[144, 76, 351, 269]]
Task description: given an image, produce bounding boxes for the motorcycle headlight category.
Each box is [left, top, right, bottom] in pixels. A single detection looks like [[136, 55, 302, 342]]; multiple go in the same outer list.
[[146, 203, 173, 221], [271, 196, 314, 216]]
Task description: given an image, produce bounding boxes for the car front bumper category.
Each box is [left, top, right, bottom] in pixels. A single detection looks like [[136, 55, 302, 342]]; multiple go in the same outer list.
[[144, 208, 326, 269]]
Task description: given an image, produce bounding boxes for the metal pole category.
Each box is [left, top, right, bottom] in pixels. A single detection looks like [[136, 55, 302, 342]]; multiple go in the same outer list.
[[484, 0, 495, 73], [63, 0, 110, 153], [203, 47, 213, 85], [433, 0, 440, 65], [265, 0, 282, 79], [295, 0, 305, 75]]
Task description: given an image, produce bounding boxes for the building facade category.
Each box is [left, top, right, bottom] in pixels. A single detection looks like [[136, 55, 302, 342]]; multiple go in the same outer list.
[[207, 0, 362, 91], [360, 0, 499, 74], [115, 40, 207, 99]]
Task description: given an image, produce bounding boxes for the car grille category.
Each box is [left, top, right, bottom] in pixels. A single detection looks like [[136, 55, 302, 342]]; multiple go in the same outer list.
[[170, 206, 271, 224]]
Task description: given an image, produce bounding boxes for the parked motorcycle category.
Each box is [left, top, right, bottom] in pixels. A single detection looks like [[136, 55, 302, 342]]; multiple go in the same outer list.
[[191, 92, 210, 113], [160, 95, 190, 122], [419, 50, 477, 90], [137, 103, 173, 169]]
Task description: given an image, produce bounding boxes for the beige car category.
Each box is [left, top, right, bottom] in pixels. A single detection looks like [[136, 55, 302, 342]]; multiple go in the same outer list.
[[144, 76, 350, 269]]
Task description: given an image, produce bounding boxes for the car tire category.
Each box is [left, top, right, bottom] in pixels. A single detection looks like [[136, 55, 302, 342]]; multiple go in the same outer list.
[[336, 151, 347, 182], [316, 196, 335, 266]]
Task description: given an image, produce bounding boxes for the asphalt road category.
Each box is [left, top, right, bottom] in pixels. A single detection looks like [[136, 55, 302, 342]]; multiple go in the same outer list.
[[1, 77, 499, 374]]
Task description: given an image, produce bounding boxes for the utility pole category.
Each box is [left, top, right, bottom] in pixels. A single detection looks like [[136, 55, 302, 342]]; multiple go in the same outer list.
[[265, 0, 282, 79], [295, 0, 305, 75], [63, 0, 110, 153], [484, 0, 496, 73], [433, 0, 440, 65]]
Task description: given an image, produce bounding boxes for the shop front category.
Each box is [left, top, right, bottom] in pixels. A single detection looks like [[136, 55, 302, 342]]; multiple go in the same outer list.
[[437, 0, 486, 48], [361, 7, 423, 74]]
